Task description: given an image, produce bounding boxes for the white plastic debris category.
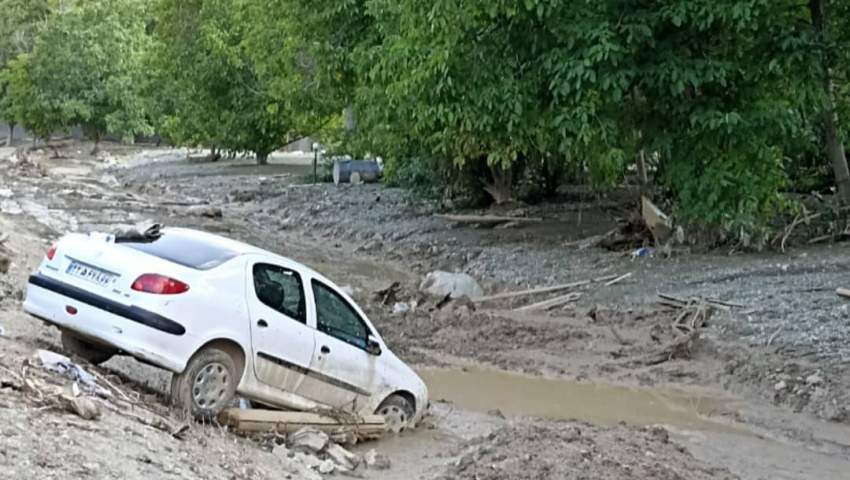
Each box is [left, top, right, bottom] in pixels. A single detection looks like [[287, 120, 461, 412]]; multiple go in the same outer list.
[[37, 349, 110, 397]]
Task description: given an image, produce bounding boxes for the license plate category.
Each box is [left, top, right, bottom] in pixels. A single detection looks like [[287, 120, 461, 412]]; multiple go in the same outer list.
[[66, 260, 118, 287]]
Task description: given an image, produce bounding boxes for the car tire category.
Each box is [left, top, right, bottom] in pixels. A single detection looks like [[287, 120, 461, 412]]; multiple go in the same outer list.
[[170, 347, 238, 422], [60, 330, 115, 365], [376, 394, 415, 433]]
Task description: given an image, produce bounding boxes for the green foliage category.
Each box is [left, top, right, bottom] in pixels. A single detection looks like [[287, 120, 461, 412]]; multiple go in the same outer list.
[[1, 0, 152, 143]]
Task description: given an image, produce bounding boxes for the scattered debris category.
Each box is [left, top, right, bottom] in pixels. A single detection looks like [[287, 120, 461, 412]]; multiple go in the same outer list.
[[363, 449, 391, 470], [631, 247, 653, 258], [374, 282, 401, 305], [37, 350, 110, 398], [514, 292, 582, 312], [326, 443, 361, 471], [185, 205, 223, 218], [289, 427, 330, 454], [392, 302, 410, 315], [434, 214, 542, 226], [474, 274, 620, 304], [419, 271, 484, 300]]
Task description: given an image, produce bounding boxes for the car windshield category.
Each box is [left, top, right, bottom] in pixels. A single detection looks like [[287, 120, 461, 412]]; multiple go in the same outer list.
[[122, 231, 239, 270]]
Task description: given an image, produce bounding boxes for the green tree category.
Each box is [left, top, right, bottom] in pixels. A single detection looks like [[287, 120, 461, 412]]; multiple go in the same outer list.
[[0, 0, 51, 146], [148, 0, 314, 164]]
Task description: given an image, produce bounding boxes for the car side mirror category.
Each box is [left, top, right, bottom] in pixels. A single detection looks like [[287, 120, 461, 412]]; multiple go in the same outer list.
[[366, 335, 382, 356]]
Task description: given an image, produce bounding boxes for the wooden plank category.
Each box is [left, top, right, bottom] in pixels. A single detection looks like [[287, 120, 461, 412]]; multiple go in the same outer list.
[[604, 272, 632, 286], [435, 214, 543, 224], [219, 409, 387, 438], [474, 274, 620, 304]]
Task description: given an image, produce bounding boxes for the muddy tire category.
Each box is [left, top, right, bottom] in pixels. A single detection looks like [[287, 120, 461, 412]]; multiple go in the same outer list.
[[170, 347, 238, 422], [376, 394, 415, 433], [60, 330, 115, 365]]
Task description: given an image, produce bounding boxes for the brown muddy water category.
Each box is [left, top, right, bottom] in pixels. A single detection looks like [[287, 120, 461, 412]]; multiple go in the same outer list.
[[419, 367, 742, 433]]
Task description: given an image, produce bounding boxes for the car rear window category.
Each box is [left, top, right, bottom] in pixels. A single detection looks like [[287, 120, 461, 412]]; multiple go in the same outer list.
[[123, 232, 240, 270]]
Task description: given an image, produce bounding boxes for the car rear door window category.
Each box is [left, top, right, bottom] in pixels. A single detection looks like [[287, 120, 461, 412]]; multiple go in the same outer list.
[[311, 280, 369, 349], [253, 264, 306, 323]]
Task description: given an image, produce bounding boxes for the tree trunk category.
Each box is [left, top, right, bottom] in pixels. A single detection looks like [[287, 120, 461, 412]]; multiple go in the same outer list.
[[637, 149, 649, 195], [810, 0, 850, 202], [483, 165, 513, 205], [6, 123, 15, 147], [90, 134, 101, 156], [256, 151, 269, 165]]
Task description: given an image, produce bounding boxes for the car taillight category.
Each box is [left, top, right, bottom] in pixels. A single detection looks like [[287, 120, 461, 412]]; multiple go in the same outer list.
[[131, 274, 190, 295], [46, 244, 57, 261]]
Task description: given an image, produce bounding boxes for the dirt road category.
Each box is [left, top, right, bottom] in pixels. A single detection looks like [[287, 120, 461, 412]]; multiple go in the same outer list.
[[1, 142, 848, 479]]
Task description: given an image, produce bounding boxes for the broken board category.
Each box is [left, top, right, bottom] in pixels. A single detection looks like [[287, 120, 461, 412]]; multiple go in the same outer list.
[[219, 409, 387, 440]]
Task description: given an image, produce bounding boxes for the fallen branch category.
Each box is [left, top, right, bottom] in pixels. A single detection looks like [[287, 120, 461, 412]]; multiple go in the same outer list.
[[435, 214, 542, 225], [604, 272, 632, 286], [475, 274, 620, 304], [640, 331, 701, 366], [514, 292, 582, 312]]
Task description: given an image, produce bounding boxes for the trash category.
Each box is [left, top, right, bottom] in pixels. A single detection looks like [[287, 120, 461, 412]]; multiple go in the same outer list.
[[419, 271, 484, 300], [392, 302, 410, 315], [37, 350, 110, 398], [326, 443, 361, 471], [631, 247, 652, 258], [364, 449, 391, 470], [288, 427, 330, 454]]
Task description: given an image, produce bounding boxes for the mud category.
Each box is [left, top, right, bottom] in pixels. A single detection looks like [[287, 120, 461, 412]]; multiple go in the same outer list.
[[1, 141, 850, 480]]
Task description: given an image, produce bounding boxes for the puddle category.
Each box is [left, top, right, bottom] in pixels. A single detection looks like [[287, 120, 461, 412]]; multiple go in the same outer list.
[[419, 367, 744, 434]]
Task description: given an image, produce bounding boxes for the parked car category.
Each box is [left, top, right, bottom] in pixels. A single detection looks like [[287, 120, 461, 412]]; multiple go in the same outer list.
[[23, 227, 427, 430]]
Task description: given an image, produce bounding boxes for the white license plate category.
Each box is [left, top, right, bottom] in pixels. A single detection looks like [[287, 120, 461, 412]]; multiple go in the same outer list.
[[66, 261, 118, 287]]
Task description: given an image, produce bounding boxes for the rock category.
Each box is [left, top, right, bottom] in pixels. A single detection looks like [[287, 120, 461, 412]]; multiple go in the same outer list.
[[419, 271, 484, 300], [289, 427, 329, 454], [805, 373, 823, 386], [326, 443, 360, 471], [318, 459, 336, 474], [364, 449, 391, 470], [774, 380, 787, 391], [0, 255, 9, 274]]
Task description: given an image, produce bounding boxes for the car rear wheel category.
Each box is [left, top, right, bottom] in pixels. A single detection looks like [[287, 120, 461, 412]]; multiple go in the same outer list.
[[170, 347, 238, 422], [376, 394, 415, 433], [60, 330, 115, 365]]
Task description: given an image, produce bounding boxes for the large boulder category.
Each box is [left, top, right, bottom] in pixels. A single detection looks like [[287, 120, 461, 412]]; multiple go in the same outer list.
[[419, 271, 483, 300]]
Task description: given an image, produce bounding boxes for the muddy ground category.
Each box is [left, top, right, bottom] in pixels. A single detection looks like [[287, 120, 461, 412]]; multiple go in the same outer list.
[[0, 141, 849, 479]]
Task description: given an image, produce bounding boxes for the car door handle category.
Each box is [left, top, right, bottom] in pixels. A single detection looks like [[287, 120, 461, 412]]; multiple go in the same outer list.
[[320, 345, 330, 354], [257, 319, 268, 328]]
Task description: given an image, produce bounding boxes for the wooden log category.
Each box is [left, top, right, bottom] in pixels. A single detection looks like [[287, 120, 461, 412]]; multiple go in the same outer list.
[[514, 292, 582, 312], [836, 288, 850, 299], [474, 274, 620, 304], [435, 214, 543, 225], [218, 409, 387, 439]]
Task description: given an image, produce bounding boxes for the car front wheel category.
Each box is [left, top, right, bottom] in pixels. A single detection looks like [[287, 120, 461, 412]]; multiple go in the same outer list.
[[170, 347, 238, 421], [376, 394, 415, 433], [60, 330, 115, 365]]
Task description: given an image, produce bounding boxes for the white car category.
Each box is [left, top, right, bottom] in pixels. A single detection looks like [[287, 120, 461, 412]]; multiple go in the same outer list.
[[23, 227, 427, 429]]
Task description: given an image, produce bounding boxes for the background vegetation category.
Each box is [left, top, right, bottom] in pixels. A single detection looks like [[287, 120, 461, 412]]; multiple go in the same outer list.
[[1, 0, 849, 243]]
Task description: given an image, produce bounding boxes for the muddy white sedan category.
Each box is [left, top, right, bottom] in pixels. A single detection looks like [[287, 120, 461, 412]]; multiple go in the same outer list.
[[23, 227, 427, 429]]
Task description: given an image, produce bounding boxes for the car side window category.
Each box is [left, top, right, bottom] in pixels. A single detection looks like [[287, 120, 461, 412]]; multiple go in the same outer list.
[[253, 264, 306, 323], [312, 279, 369, 349]]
